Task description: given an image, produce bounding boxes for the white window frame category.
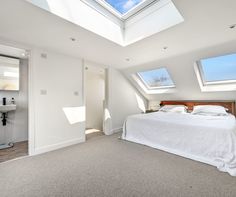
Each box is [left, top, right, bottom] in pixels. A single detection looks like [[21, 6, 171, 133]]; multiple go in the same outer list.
[[194, 62, 236, 92], [132, 67, 176, 94], [94, 0, 156, 20], [137, 73, 175, 90], [197, 60, 236, 86]]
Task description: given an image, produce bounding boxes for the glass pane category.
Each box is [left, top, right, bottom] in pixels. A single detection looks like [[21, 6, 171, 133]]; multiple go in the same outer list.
[[138, 68, 174, 88], [105, 0, 144, 14], [0, 56, 20, 91], [200, 54, 236, 82]]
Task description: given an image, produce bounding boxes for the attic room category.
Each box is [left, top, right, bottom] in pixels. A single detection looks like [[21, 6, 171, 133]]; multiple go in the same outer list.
[[0, 0, 236, 196]]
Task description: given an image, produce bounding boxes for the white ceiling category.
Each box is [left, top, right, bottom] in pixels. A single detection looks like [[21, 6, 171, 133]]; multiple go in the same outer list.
[[0, 0, 235, 69], [27, 0, 184, 46]]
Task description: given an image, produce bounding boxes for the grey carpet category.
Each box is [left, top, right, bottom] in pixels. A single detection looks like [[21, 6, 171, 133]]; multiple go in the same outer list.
[[0, 133, 236, 197]]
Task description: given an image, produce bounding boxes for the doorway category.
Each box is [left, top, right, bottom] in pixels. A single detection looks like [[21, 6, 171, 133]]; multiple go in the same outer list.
[[85, 63, 105, 140], [0, 44, 29, 162]]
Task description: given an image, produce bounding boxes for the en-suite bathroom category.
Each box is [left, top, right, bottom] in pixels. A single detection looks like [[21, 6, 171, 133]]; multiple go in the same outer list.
[[0, 44, 28, 162]]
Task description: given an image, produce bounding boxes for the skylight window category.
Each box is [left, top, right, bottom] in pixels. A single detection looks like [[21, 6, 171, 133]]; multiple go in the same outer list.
[[137, 68, 175, 89], [105, 0, 145, 14], [94, 0, 153, 19], [199, 53, 236, 85], [28, 0, 184, 46]]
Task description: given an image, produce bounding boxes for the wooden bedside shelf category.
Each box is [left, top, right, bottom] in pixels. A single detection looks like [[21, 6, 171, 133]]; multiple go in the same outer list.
[[145, 109, 158, 113]]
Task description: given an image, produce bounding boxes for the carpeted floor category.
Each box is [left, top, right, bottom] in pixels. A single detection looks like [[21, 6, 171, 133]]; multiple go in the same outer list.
[[0, 133, 236, 197]]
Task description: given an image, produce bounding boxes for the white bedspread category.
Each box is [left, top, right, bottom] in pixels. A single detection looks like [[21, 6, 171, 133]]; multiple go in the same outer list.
[[122, 112, 236, 176]]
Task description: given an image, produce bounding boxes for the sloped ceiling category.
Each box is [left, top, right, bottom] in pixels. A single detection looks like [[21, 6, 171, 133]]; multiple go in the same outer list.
[[0, 0, 235, 102], [123, 40, 236, 101], [0, 0, 235, 69]]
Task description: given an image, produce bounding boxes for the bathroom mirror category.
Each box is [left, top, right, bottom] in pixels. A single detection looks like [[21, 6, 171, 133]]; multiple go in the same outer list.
[[0, 55, 20, 91]]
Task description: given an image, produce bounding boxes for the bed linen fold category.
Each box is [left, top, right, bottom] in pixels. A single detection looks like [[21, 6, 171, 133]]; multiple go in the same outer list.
[[122, 112, 236, 176]]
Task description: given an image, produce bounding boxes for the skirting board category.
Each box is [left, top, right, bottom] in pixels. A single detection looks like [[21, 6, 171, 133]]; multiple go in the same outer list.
[[33, 137, 85, 155]]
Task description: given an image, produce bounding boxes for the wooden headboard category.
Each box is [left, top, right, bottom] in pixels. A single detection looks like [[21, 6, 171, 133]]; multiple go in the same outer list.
[[160, 100, 236, 116]]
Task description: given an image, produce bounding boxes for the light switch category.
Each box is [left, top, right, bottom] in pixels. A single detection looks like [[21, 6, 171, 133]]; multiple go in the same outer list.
[[41, 53, 47, 59], [74, 91, 79, 96], [40, 89, 47, 95]]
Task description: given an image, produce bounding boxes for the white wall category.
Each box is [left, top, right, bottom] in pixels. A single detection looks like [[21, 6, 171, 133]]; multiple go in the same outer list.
[[85, 65, 105, 131], [31, 49, 85, 154], [106, 68, 148, 134], [0, 59, 28, 144]]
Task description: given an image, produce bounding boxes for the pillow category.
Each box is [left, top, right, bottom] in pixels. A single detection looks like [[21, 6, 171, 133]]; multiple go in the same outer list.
[[159, 105, 187, 113], [191, 105, 228, 116]]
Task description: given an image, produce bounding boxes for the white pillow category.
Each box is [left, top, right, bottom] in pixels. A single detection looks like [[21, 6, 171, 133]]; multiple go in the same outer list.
[[159, 105, 187, 113], [191, 105, 228, 116]]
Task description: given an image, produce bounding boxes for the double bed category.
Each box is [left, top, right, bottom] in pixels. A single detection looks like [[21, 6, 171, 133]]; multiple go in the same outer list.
[[122, 101, 236, 176]]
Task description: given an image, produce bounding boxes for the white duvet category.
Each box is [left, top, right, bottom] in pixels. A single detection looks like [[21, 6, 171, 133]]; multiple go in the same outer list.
[[122, 111, 236, 176]]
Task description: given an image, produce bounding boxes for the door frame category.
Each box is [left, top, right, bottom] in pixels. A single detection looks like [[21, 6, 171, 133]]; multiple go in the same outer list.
[[0, 39, 34, 155], [82, 61, 110, 137]]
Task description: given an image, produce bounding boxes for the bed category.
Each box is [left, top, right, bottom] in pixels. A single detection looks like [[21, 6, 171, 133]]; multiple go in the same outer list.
[[122, 101, 236, 176]]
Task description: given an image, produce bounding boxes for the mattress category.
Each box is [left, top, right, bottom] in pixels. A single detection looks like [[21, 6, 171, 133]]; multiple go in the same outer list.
[[122, 111, 236, 176]]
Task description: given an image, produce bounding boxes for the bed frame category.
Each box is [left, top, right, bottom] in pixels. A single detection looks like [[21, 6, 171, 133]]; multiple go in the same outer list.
[[160, 100, 236, 116]]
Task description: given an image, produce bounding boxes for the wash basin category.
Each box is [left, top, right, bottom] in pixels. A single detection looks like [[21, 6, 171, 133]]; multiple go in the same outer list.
[[0, 105, 16, 113]]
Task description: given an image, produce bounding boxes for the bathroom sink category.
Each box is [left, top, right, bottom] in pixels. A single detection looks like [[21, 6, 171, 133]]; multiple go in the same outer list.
[[0, 105, 16, 113]]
